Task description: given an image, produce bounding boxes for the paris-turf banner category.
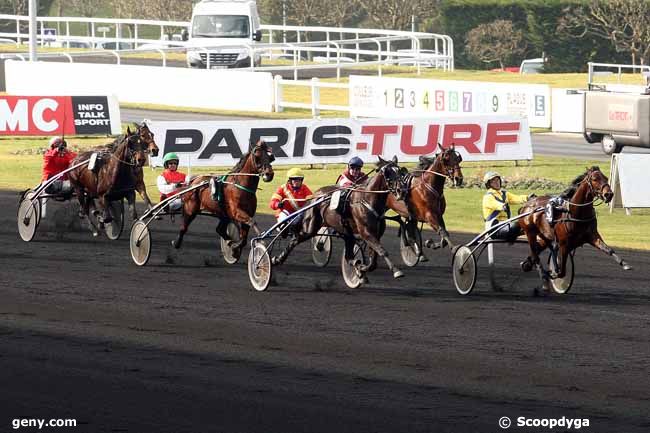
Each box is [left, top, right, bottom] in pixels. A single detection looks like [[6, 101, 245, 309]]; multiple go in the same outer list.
[[0, 95, 121, 135], [148, 115, 533, 168]]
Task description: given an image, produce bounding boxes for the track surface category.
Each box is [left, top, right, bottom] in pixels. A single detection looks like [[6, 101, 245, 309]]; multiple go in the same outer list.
[[2, 190, 650, 433]]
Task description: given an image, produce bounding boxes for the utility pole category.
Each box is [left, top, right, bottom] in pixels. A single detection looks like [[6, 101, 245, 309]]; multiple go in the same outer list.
[[28, 0, 37, 61]]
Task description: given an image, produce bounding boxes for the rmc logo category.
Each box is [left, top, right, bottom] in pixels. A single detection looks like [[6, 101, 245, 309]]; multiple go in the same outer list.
[[0, 97, 61, 133], [163, 121, 522, 159]]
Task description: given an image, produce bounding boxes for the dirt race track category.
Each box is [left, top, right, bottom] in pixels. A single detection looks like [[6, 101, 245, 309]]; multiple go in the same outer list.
[[2, 190, 649, 433]]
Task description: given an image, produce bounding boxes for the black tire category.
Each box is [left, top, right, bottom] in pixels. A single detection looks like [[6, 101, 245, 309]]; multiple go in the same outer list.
[[601, 135, 623, 155]]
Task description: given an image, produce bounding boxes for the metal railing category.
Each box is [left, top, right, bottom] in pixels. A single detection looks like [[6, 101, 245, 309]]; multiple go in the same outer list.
[[0, 14, 454, 72], [274, 76, 349, 115], [587, 62, 650, 92]]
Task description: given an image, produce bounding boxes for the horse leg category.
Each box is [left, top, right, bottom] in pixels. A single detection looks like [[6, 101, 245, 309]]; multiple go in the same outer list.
[[172, 208, 197, 249], [127, 190, 137, 221], [98, 195, 113, 224], [136, 180, 153, 211], [589, 233, 632, 271], [232, 223, 251, 257], [358, 228, 403, 279]]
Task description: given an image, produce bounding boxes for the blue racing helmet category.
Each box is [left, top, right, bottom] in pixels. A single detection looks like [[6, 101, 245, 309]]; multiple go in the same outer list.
[[348, 156, 364, 168]]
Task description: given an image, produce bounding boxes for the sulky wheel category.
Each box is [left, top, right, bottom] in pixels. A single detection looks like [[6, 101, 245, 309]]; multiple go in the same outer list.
[[17, 195, 40, 242], [105, 199, 125, 240], [311, 226, 332, 267], [130, 220, 151, 266], [400, 225, 423, 268], [547, 251, 575, 294], [341, 243, 365, 289], [248, 242, 272, 291], [221, 222, 241, 265], [452, 245, 477, 295]]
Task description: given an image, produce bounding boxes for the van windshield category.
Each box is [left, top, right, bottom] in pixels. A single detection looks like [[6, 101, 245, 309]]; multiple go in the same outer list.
[[192, 15, 250, 38]]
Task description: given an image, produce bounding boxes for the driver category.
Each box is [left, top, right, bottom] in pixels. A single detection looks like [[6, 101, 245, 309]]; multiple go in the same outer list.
[[157, 153, 188, 211], [270, 167, 313, 224], [337, 156, 367, 187], [482, 171, 532, 241], [41, 136, 77, 195]]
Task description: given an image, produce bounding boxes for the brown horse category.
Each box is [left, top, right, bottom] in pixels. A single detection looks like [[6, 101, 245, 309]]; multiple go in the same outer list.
[[171, 140, 275, 257], [94, 122, 159, 211], [519, 166, 632, 289], [272, 156, 406, 279], [69, 126, 149, 225], [387, 146, 463, 255]]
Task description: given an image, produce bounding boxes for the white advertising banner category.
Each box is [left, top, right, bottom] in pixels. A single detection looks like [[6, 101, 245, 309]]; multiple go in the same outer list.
[[349, 75, 552, 128], [609, 154, 650, 213], [149, 115, 532, 167], [5, 60, 274, 112]]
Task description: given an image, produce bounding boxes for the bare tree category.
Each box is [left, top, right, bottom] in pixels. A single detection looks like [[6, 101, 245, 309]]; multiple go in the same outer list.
[[0, 0, 28, 15], [60, 0, 102, 17], [465, 20, 526, 70], [259, 0, 362, 27], [358, 0, 437, 31], [559, 0, 650, 65]]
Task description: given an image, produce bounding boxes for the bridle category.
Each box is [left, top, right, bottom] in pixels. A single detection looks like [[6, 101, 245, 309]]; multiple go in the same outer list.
[[250, 143, 274, 174]]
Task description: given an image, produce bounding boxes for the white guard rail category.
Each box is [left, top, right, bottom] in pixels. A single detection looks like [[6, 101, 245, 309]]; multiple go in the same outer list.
[[0, 14, 453, 73], [587, 62, 650, 93]]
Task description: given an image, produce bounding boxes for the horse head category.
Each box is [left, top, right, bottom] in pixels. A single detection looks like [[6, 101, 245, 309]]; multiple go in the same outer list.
[[376, 155, 406, 201], [125, 126, 149, 168], [136, 121, 159, 157], [584, 166, 613, 203], [439, 144, 464, 187], [250, 139, 275, 182]]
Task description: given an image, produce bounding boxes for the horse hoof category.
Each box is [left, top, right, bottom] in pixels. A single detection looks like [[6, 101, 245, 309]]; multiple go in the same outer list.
[[271, 257, 280, 265], [171, 240, 180, 249], [424, 239, 434, 249], [520, 260, 533, 273], [361, 276, 369, 284], [92, 232, 99, 237], [393, 270, 404, 279], [623, 264, 632, 271], [418, 255, 428, 263]]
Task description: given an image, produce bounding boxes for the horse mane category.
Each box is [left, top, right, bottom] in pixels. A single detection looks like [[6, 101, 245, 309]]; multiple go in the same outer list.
[[413, 156, 436, 177], [229, 151, 250, 174], [560, 166, 600, 199]]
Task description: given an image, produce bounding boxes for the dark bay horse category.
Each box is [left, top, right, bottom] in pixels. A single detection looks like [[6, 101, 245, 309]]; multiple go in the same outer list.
[[272, 156, 406, 279], [519, 166, 632, 290], [94, 122, 159, 211], [69, 126, 149, 225], [387, 146, 463, 254], [171, 140, 275, 257]]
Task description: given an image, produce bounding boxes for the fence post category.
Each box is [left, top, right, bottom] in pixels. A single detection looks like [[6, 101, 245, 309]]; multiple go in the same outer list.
[[274, 75, 284, 113], [311, 77, 320, 117]]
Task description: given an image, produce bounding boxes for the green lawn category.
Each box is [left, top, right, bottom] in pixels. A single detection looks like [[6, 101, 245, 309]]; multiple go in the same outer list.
[[2, 135, 647, 250]]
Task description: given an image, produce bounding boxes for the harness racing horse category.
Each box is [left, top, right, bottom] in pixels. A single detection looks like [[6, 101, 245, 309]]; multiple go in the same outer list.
[[171, 140, 275, 258], [272, 156, 407, 280], [94, 122, 159, 211], [518, 166, 632, 291], [69, 127, 149, 229], [386, 146, 463, 258]]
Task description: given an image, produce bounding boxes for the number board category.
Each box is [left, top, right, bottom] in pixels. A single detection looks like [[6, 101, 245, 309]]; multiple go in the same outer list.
[[350, 76, 551, 128]]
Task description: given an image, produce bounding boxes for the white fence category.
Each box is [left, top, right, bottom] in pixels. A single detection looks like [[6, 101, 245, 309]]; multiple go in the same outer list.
[[0, 14, 454, 73]]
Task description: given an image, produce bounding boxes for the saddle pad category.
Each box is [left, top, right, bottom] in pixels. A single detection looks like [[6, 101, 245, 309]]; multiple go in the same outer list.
[[329, 190, 341, 210]]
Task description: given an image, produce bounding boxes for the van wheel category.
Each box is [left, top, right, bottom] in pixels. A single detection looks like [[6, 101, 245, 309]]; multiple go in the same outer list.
[[601, 135, 623, 155], [583, 132, 602, 144]]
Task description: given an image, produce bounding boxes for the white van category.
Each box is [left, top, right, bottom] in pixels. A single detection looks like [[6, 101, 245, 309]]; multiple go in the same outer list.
[[185, 0, 263, 69]]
